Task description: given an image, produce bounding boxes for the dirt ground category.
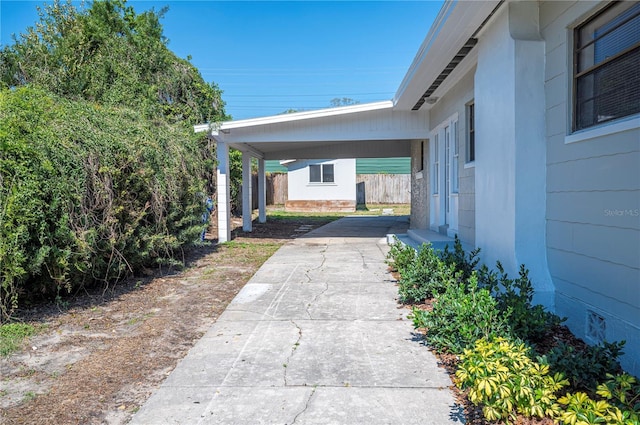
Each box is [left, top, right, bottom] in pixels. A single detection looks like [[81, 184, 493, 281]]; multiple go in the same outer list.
[[0, 214, 337, 425]]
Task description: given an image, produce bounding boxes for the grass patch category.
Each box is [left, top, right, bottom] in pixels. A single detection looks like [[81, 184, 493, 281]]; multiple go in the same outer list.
[[222, 241, 282, 264], [266, 204, 410, 219], [0, 323, 37, 356], [265, 210, 345, 221]]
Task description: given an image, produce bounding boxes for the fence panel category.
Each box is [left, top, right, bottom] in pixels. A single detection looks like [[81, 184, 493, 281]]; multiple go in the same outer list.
[[252, 173, 409, 206], [356, 174, 411, 204]]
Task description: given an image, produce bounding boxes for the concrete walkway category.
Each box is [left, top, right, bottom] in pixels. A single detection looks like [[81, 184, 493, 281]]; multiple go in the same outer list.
[[129, 216, 463, 425]]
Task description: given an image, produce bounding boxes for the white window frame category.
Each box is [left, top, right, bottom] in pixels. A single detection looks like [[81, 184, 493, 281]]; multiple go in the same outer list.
[[309, 163, 335, 184], [432, 133, 439, 195], [465, 101, 475, 165], [452, 120, 459, 193], [572, 1, 640, 133]]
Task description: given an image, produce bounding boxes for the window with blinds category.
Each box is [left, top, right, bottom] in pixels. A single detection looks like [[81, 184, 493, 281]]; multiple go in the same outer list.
[[574, 1, 640, 131]]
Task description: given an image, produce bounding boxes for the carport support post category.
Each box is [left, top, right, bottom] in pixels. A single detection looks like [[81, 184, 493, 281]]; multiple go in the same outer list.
[[242, 151, 253, 232], [216, 140, 231, 243], [258, 158, 266, 223]]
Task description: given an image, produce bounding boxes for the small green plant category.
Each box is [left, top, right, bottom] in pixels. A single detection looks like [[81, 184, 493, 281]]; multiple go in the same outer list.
[[456, 337, 568, 424], [478, 262, 563, 343], [411, 274, 511, 354], [385, 238, 416, 276], [556, 391, 629, 425], [545, 340, 625, 391], [0, 322, 36, 356], [397, 243, 458, 304], [22, 391, 37, 402], [439, 235, 481, 281], [596, 373, 640, 422]]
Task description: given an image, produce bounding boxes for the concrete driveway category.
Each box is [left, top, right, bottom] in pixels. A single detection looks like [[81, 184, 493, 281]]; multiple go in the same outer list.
[[129, 215, 463, 424]]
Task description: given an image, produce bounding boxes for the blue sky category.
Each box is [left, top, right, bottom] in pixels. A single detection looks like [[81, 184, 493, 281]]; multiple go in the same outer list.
[[1, 0, 443, 120]]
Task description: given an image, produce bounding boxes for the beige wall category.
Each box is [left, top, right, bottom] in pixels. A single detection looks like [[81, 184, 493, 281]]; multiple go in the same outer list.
[[540, 0, 640, 375], [428, 68, 476, 246]]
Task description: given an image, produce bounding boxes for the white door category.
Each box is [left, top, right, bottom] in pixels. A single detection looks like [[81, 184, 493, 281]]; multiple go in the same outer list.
[[430, 114, 459, 235]]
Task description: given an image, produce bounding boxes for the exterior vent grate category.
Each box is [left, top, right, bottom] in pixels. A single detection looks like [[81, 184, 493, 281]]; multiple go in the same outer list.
[[586, 310, 606, 343]]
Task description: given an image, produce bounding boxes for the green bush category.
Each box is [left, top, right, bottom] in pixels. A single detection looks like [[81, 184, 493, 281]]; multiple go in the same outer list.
[[478, 262, 564, 344], [596, 373, 640, 423], [411, 274, 511, 354], [0, 87, 210, 319], [456, 337, 568, 423], [385, 237, 416, 276], [545, 340, 625, 391], [398, 243, 458, 304], [556, 373, 640, 424], [440, 235, 481, 281]]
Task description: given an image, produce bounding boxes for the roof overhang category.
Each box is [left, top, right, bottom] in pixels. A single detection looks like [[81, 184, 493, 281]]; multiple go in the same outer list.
[[393, 0, 502, 111]]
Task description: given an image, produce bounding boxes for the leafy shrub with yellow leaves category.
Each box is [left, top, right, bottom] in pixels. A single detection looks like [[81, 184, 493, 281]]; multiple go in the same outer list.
[[455, 337, 568, 424]]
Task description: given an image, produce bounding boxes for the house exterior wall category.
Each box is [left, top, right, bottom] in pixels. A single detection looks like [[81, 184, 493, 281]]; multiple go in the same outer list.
[[286, 159, 356, 202], [410, 140, 429, 230], [428, 68, 476, 246], [474, 3, 554, 308], [539, 0, 640, 375]]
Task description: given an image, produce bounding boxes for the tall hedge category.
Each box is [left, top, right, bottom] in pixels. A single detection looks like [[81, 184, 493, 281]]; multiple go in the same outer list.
[[0, 87, 210, 319]]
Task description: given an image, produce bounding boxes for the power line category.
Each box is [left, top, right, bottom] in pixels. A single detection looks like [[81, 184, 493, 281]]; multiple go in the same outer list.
[[224, 91, 393, 98]]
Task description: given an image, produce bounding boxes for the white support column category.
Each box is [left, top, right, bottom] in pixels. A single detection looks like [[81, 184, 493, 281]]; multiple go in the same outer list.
[[242, 151, 253, 232], [216, 141, 231, 243], [258, 158, 267, 223]]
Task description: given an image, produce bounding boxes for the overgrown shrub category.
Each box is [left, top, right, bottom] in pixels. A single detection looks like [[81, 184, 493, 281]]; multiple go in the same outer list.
[[478, 262, 563, 343], [0, 87, 210, 319], [545, 340, 625, 391], [411, 274, 511, 353], [456, 337, 568, 424]]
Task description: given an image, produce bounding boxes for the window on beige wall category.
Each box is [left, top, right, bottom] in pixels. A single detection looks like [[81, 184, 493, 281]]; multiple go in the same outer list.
[[466, 102, 475, 163], [574, 2, 640, 131]]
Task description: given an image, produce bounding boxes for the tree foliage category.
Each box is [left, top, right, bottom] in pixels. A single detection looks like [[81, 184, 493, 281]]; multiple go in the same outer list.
[[0, 0, 229, 319], [0, 0, 227, 125], [329, 97, 360, 107]]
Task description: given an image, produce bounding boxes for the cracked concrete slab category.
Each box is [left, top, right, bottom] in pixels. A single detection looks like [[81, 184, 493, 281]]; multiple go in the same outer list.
[[129, 215, 463, 425]]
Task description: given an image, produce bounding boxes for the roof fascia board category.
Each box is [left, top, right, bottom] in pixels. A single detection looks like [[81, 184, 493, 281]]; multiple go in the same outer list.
[[218, 100, 393, 131], [393, 0, 458, 106]]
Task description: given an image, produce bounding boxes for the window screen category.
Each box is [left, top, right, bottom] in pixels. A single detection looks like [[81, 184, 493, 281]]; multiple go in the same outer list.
[[309, 164, 321, 183], [322, 164, 334, 183], [309, 164, 334, 183], [574, 2, 640, 131]]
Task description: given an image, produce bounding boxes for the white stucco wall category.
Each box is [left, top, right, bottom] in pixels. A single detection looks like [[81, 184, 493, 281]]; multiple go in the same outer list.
[[286, 159, 356, 201], [540, 0, 640, 376], [474, 3, 554, 307]]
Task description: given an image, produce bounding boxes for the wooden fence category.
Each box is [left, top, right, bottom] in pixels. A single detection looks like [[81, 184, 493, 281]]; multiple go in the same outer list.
[[251, 173, 409, 206], [251, 172, 288, 208], [356, 174, 411, 204]]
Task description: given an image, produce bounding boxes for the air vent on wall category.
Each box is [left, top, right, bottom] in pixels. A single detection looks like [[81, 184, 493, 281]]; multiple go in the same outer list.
[[586, 310, 606, 343]]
